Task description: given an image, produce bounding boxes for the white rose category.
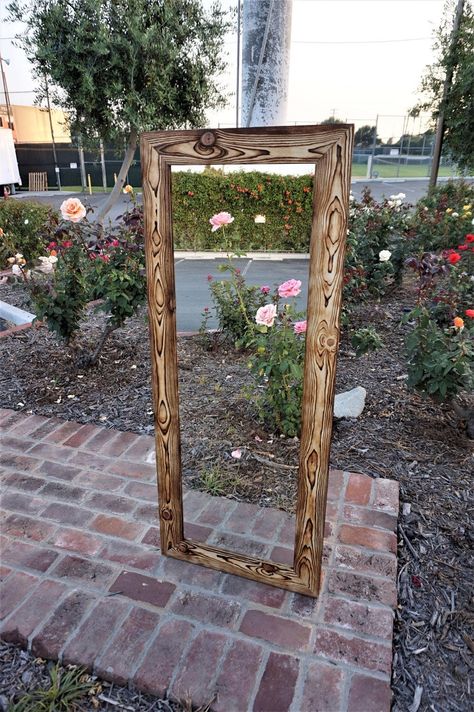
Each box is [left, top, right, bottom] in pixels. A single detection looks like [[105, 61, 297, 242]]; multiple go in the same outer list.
[[24, 219, 29, 225], [15, 253, 23, 260], [37, 258, 54, 274], [379, 250, 392, 262], [11, 264, 22, 275], [48, 255, 58, 264], [452, 212, 459, 218]]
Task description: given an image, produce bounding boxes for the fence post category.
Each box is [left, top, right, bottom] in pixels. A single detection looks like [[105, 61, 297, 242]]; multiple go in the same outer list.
[[78, 138, 87, 191], [100, 140, 107, 190], [366, 155, 372, 179]]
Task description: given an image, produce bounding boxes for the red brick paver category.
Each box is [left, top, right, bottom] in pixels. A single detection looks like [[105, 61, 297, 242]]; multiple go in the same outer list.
[[0, 411, 399, 711]]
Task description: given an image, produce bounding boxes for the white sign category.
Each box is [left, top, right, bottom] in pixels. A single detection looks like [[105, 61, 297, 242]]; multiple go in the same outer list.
[[70, 162, 78, 169], [0, 128, 21, 185]]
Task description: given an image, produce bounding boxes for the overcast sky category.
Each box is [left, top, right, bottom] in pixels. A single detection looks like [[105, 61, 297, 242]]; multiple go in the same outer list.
[[0, 0, 447, 141]]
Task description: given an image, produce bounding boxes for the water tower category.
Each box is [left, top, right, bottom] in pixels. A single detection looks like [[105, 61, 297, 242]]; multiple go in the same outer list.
[[240, 0, 293, 127]]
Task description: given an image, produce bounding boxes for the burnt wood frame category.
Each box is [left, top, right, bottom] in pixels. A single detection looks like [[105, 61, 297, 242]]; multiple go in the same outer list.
[[141, 125, 353, 597]]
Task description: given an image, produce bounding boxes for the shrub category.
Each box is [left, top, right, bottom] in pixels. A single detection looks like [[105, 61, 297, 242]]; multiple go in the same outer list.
[[0, 199, 57, 267], [351, 326, 383, 356], [7, 196, 146, 364], [206, 266, 267, 347], [344, 188, 411, 306], [249, 282, 307, 437], [30, 243, 89, 343], [410, 180, 474, 251], [404, 241, 474, 402]]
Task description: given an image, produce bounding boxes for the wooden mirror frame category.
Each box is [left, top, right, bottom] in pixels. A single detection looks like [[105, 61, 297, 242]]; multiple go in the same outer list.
[[141, 125, 353, 597]]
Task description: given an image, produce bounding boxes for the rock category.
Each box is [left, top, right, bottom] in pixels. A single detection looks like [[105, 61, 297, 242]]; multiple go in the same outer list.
[[333, 386, 367, 419]]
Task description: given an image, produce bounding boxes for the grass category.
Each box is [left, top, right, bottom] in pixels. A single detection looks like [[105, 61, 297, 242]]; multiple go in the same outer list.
[[11, 664, 95, 712], [351, 163, 455, 178], [198, 464, 242, 496]]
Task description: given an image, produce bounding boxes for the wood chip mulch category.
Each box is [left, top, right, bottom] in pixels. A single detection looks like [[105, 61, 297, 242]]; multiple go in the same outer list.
[[0, 280, 473, 712]]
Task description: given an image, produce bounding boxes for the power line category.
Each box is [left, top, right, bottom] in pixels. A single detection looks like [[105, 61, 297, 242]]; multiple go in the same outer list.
[[293, 36, 431, 45]]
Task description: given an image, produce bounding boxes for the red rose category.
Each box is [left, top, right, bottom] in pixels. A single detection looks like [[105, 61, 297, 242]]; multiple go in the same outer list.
[[466, 234, 474, 243], [465, 309, 474, 319], [448, 252, 461, 265]]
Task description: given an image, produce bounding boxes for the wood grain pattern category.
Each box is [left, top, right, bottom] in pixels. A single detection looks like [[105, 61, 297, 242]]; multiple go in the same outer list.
[[141, 146, 183, 552], [141, 124, 353, 597]]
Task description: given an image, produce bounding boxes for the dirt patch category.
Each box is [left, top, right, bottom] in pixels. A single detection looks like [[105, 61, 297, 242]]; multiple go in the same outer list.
[[0, 283, 473, 712]]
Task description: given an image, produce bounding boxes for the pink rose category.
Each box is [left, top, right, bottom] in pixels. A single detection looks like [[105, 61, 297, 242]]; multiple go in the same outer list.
[[294, 320, 307, 334], [260, 285, 270, 294], [60, 198, 86, 223], [255, 303, 277, 327], [209, 211, 234, 232], [278, 279, 301, 298]]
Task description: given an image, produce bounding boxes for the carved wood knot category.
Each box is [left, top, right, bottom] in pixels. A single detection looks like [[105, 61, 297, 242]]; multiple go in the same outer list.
[[177, 542, 189, 553], [200, 131, 216, 147], [261, 562, 278, 574], [160, 507, 173, 521], [318, 330, 338, 352]]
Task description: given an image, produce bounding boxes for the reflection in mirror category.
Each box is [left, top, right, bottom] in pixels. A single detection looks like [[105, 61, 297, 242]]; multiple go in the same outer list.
[[170, 163, 317, 562]]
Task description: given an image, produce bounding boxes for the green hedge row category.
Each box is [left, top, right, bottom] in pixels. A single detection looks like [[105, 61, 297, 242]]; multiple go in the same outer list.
[[171, 169, 314, 251]]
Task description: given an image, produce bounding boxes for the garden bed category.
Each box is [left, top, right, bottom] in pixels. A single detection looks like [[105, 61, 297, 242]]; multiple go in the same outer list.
[[0, 282, 473, 712]]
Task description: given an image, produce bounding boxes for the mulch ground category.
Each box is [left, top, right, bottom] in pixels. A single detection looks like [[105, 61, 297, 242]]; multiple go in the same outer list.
[[1, 278, 473, 712]]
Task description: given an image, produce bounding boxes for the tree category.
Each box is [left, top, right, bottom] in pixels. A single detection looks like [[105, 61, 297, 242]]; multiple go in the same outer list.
[[413, 0, 474, 173], [354, 125, 378, 148], [320, 117, 345, 125], [9, 0, 231, 219]]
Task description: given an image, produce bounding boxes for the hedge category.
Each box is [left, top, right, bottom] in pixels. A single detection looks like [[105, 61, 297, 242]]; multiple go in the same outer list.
[[171, 169, 314, 251]]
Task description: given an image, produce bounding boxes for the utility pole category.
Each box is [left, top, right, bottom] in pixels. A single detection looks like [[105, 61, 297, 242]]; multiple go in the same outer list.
[[429, 0, 465, 188], [236, 0, 241, 127], [0, 52, 13, 130], [100, 140, 107, 190], [368, 114, 379, 178], [78, 137, 87, 191], [45, 78, 61, 191]]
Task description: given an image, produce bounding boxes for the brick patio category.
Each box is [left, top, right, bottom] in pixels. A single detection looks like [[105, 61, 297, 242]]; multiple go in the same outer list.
[[0, 408, 399, 711]]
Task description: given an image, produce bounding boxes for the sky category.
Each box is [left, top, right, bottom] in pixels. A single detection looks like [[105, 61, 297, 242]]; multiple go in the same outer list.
[[0, 0, 448, 142]]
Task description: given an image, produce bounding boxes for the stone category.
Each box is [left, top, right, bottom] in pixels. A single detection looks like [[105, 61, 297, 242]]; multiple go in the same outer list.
[[334, 386, 367, 419]]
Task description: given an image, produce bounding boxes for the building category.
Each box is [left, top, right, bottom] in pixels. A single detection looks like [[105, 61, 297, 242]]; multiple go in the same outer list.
[[0, 104, 70, 143]]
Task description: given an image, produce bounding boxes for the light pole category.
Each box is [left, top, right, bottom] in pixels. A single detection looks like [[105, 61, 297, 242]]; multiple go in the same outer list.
[[0, 52, 13, 131]]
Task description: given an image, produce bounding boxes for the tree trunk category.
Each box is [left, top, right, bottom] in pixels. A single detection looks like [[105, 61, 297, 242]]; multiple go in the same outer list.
[[96, 128, 138, 223]]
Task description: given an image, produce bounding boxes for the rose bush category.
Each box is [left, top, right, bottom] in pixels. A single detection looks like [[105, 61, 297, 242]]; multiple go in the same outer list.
[[249, 279, 306, 437], [409, 180, 474, 252], [343, 188, 411, 307], [8, 196, 146, 364], [202, 212, 268, 347], [404, 237, 474, 403], [0, 199, 57, 266]]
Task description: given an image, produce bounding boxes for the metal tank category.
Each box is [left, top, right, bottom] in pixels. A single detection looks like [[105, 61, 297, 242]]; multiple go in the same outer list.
[[240, 0, 293, 127]]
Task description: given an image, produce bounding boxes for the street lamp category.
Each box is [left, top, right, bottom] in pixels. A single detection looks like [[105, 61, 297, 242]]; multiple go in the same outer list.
[[0, 53, 13, 131]]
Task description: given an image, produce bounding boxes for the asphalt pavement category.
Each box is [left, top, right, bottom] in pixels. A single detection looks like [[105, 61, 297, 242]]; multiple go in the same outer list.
[[175, 256, 309, 331]]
